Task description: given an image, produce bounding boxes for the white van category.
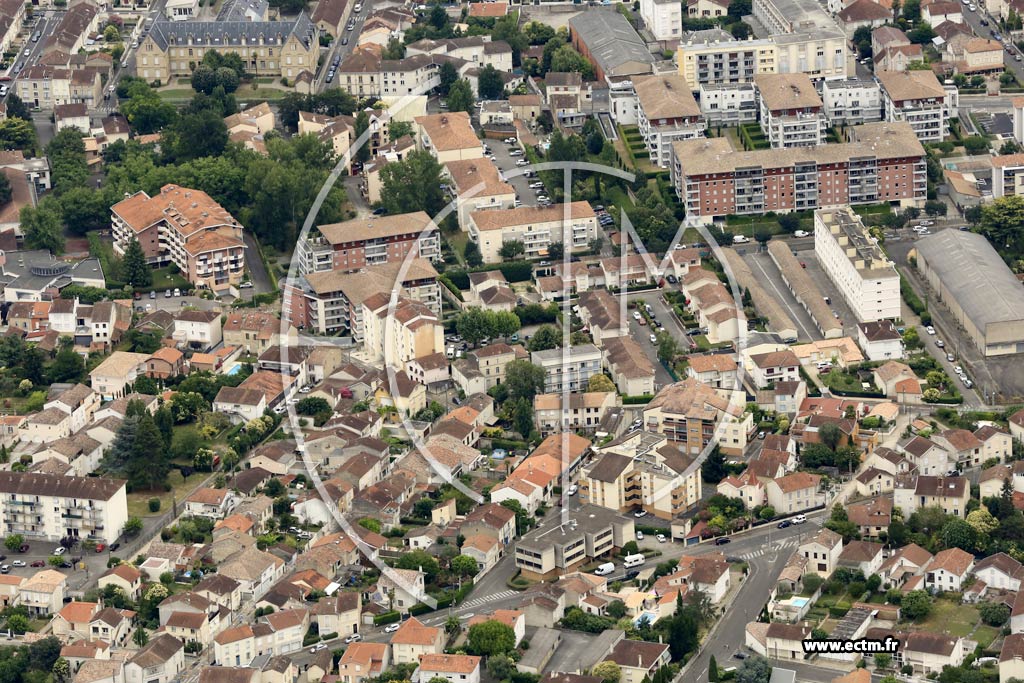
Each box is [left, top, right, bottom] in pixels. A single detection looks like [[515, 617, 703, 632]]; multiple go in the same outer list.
[[594, 562, 615, 576], [623, 553, 646, 568]]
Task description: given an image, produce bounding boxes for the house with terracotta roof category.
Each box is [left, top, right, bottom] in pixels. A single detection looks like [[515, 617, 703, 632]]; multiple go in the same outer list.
[[686, 353, 739, 389], [847, 496, 893, 539], [744, 348, 800, 388], [898, 436, 951, 476], [877, 543, 932, 587], [764, 622, 812, 660], [854, 467, 895, 497], [975, 425, 1013, 465], [98, 564, 143, 601], [898, 630, 967, 674], [389, 616, 444, 664], [873, 361, 923, 400], [110, 184, 246, 290], [338, 642, 390, 683], [766, 472, 823, 515], [185, 487, 236, 519], [973, 552, 1024, 591], [52, 601, 101, 640], [933, 428, 984, 467], [418, 654, 482, 683], [146, 347, 185, 379], [925, 547, 974, 592], [717, 469, 765, 510]]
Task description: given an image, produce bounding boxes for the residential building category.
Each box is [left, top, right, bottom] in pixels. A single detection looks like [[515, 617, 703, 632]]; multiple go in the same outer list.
[[390, 617, 445, 665], [295, 212, 440, 276], [671, 122, 927, 222], [361, 293, 444, 366], [338, 642, 390, 683], [125, 634, 185, 683], [745, 349, 800, 388], [467, 202, 599, 263], [876, 69, 957, 142], [136, 16, 319, 83], [857, 320, 904, 360], [799, 528, 844, 577], [533, 392, 620, 435], [531, 344, 603, 393], [445, 158, 516, 229], [640, 0, 683, 43], [766, 472, 824, 514], [111, 185, 245, 289], [698, 83, 758, 125], [602, 640, 670, 683], [582, 430, 703, 518], [292, 259, 440, 339], [642, 378, 753, 456], [894, 475, 969, 516], [0, 472, 127, 544], [15, 66, 103, 109], [515, 504, 634, 580], [603, 336, 657, 397], [634, 74, 704, 168], [754, 73, 826, 148], [0, 0, 26, 57], [418, 654, 482, 683], [814, 206, 901, 322], [414, 112, 483, 163], [925, 547, 975, 592], [676, 32, 778, 90], [89, 352, 150, 400], [821, 78, 883, 125]]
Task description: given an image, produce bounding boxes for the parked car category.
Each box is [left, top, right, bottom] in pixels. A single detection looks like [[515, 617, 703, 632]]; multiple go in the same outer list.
[[714, 537, 731, 545], [344, 634, 362, 644], [10, 561, 24, 568], [633, 509, 648, 518], [29, 560, 44, 568], [778, 520, 792, 529], [793, 514, 807, 524], [384, 623, 401, 633], [656, 534, 667, 543], [54, 547, 66, 556], [95, 544, 105, 553], [310, 644, 328, 654]]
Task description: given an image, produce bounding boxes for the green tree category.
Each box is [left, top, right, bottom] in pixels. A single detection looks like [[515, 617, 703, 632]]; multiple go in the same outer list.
[[438, 61, 459, 96], [450, 554, 479, 577], [477, 65, 505, 100], [550, 46, 594, 79], [735, 655, 771, 683], [446, 79, 475, 114], [48, 347, 85, 384], [656, 332, 679, 364], [900, 590, 933, 619], [20, 202, 65, 255], [7, 613, 29, 634], [163, 109, 229, 162], [510, 397, 534, 437], [940, 517, 977, 551], [980, 601, 1010, 626], [379, 149, 447, 216], [464, 240, 483, 267], [53, 655, 71, 683], [354, 110, 371, 164], [59, 186, 109, 236], [382, 37, 406, 60], [592, 661, 621, 683], [122, 238, 152, 287], [4, 534, 24, 552], [526, 324, 560, 352], [980, 194, 1024, 257], [504, 360, 546, 402], [46, 128, 89, 193], [466, 620, 516, 656], [701, 447, 727, 484], [132, 627, 149, 647], [499, 240, 525, 259], [394, 549, 440, 583], [0, 117, 38, 152], [0, 173, 10, 207], [818, 421, 843, 451], [588, 374, 616, 393]]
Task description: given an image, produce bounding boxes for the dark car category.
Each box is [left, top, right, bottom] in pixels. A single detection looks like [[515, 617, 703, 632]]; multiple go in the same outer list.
[[733, 651, 749, 660], [110, 542, 120, 552], [59, 561, 72, 569], [777, 520, 791, 529], [625, 570, 640, 580], [17, 544, 28, 553], [714, 537, 731, 545], [29, 560, 44, 567]]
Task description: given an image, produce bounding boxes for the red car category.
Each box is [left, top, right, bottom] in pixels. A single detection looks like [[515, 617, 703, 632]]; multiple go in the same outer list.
[[29, 561, 44, 567], [95, 543, 105, 553]]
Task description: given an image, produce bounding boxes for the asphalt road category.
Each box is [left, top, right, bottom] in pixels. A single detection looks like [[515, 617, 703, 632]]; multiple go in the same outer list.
[[317, 1, 374, 93], [242, 232, 274, 294], [959, 4, 1024, 83]]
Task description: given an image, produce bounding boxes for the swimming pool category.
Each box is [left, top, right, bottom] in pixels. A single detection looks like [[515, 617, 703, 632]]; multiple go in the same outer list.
[[225, 364, 243, 375], [789, 597, 810, 608]]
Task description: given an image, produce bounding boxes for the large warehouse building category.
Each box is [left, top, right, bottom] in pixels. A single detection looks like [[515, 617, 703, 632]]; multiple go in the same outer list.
[[915, 230, 1024, 357]]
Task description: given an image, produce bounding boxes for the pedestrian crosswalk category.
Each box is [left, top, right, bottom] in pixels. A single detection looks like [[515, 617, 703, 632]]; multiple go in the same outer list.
[[458, 590, 519, 610], [737, 538, 798, 560]]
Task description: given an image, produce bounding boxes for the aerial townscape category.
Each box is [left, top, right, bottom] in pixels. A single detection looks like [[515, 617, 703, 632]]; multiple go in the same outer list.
[[10, 0, 1024, 683]]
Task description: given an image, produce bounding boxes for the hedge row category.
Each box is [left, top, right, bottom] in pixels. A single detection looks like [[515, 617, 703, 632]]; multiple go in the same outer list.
[[623, 395, 654, 405], [373, 611, 401, 625], [898, 271, 931, 326], [445, 261, 534, 289]]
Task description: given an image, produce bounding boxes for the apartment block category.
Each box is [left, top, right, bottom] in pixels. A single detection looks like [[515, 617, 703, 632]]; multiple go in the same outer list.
[[642, 378, 753, 455], [414, 112, 484, 164], [290, 259, 440, 338], [0, 472, 128, 545], [698, 83, 758, 125], [531, 344, 603, 393], [671, 121, 927, 222], [640, 0, 683, 43], [514, 504, 634, 580], [754, 73, 826, 148], [111, 185, 244, 290], [467, 202, 598, 263], [533, 391, 620, 435], [136, 15, 319, 83], [582, 430, 703, 519], [296, 212, 441, 275], [814, 206, 901, 322], [876, 69, 958, 143], [991, 153, 1024, 198], [361, 293, 444, 366], [822, 78, 883, 126], [445, 157, 517, 229], [677, 32, 778, 89], [634, 73, 704, 168]]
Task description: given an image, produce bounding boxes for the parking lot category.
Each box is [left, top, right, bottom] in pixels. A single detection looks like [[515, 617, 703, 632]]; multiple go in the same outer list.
[[0, 539, 116, 592], [487, 139, 541, 207]]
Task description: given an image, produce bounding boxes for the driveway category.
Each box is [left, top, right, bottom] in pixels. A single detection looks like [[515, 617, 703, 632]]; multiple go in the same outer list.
[[744, 249, 820, 342], [489, 140, 537, 206], [243, 232, 274, 294]]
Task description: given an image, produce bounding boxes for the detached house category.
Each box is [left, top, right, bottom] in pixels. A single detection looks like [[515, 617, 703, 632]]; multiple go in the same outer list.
[[925, 547, 974, 592], [389, 616, 444, 665], [766, 472, 823, 514], [799, 528, 844, 577]]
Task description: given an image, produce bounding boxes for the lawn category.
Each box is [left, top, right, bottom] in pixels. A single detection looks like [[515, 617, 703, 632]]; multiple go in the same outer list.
[[973, 625, 999, 649], [820, 369, 876, 393], [445, 231, 469, 267], [126, 469, 202, 518], [150, 266, 191, 291], [914, 600, 979, 638], [159, 87, 288, 102]]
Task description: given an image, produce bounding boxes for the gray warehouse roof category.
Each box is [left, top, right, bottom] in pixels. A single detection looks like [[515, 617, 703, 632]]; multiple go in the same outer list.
[[568, 10, 655, 78], [915, 230, 1024, 332]]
